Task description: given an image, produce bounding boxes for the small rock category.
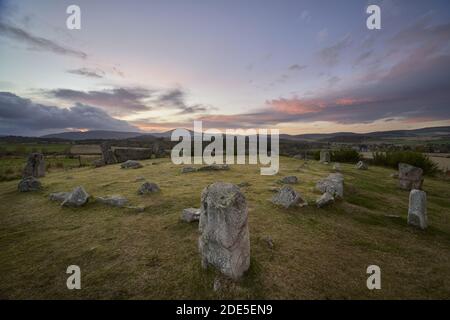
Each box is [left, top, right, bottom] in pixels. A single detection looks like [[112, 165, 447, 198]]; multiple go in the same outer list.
[[355, 161, 368, 170], [138, 182, 160, 194], [279, 176, 298, 184], [181, 208, 201, 222], [271, 185, 307, 208], [134, 176, 146, 182], [18, 176, 42, 192], [125, 205, 146, 213], [390, 172, 399, 178], [120, 160, 143, 169], [316, 192, 334, 208], [197, 164, 230, 171], [61, 186, 89, 207], [181, 166, 197, 173], [333, 163, 341, 171], [213, 277, 222, 292], [263, 236, 274, 249], [96, 195, 128, 207]]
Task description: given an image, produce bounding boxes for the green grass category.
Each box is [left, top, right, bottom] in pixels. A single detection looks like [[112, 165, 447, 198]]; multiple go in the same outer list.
[[0, 157, 449, 299], [0, 156, 100, 181], [0, 142, 71, 155]]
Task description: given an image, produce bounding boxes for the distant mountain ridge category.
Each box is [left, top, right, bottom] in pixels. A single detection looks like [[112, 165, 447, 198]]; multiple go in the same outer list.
[[38, 126, 450, 141]]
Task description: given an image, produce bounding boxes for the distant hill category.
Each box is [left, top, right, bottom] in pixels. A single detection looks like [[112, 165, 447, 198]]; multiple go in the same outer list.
[[41, 130, 144, 140], [35, 126, 450, 142]]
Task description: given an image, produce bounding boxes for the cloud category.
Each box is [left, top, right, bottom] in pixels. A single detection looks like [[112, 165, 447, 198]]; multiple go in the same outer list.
[[288, 64, 307, 71], [0, 92, 138, 136], [67, 68, 105, 79], [47, 87, 152, 115], [318, 35, 351, 67], [156, 88, 213, 115], [317, 28, 328, 42], [0, 21, 87, 59], [298, 10, 311, 22]]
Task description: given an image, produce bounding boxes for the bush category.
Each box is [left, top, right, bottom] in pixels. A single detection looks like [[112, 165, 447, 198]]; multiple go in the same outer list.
[[372, 151, 438, 175], [331, 149, 360, 163]]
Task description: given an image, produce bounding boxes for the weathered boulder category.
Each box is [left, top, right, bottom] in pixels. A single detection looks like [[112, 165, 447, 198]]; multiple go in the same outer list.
[[399, 163, 423, 190], [271, 185, 307, 208], [120, 160, 143, 169], [199, 182, 250, 279], [315, 173, 344, 199], [197, 164, 230, 171], [96, 195, 128, 207], [181, 208, 201, 222], [279, 176, 298, 184], [408, 189, 427, 229], [138, 182, 160, 194], [181, 166, 198, 173], [18, 176, 42, 192], [61, 186, 89, 207], [356, 161, 368, 170], [49, 192, 70, 202], [320, 150, 331, 163], [23, 153, 46, 178], [316, 192, 334, 208]]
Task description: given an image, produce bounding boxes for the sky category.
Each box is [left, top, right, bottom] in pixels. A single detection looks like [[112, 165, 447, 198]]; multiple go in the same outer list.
[[0, 0, 450, 136]]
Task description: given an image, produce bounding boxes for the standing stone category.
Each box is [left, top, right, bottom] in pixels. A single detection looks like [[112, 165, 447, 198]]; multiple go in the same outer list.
[[199, 182, 250, 279], [271, 185, 307, 208], [18, 176, 42, 192], [356, 161, 368, 170], [320, 150, 331, 163], [408, 189, 427, 229], [333, 163, 341, 172], [399, 163, 423, 190], [100, 142, 117, 165], [23, 153, 46, 178]]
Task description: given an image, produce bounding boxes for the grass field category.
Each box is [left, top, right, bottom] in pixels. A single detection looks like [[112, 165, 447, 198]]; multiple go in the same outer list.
[[0, 142, 71, 155], [0, 156, 100, 181], [0, 157, 449, 299]]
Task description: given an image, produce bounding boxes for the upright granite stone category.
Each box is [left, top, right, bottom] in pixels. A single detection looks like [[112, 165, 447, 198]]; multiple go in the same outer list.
[[23, 153, 46, 178], [399, 163, 423, 190], [18, 176, 42, 192], [320, 150, 331, 163], [198, 182, 250, 279], [408, 189, 427, 229], [100, 142, 117, 165]]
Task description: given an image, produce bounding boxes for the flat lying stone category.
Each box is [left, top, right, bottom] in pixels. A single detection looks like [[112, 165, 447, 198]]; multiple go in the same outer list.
[[61, 186, 89, 207], [120, 160, 143, 169], [197, 164, 230, 171], [181, 166, 197, 173], [96, 195, 128, 207]]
